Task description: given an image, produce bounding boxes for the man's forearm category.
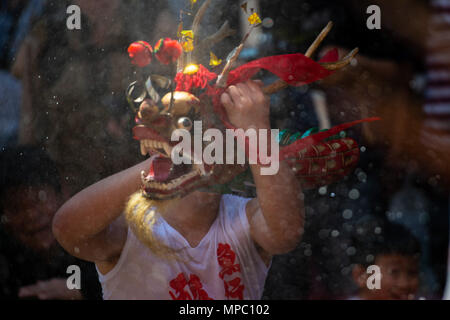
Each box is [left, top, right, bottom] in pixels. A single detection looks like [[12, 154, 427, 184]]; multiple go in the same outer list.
[[250, 159, 305, 243], [53, 158, 150, 247]]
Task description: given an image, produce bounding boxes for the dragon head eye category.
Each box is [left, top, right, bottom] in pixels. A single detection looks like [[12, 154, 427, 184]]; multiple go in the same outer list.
[[177, 117, 193, 131]]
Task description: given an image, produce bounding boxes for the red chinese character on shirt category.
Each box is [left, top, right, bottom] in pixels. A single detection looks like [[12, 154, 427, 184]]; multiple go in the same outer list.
[[169, 273, 192, 300], [217, 243, 245, 300], [217, 243, 241, 278], [169, 273, 213, 300], [217, 243, 235, 266], [188, 274, 213, 300], [224, 277, 245, 300]]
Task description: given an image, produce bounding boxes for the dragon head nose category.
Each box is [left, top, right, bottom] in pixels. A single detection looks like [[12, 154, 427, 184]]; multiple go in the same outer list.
[[138, 99, 160, 122]]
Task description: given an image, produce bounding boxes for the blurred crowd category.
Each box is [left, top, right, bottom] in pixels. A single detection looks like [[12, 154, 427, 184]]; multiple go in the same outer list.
[[1, 0, 449, 300]]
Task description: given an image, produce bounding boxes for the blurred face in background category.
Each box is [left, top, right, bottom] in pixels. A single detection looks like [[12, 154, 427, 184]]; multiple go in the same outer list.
[[2, 185, 60, 252], [74, 0, 120, 22], [375, 254, 420, 300], [354, 254, 420, 300], [73, 0, 122, 45]]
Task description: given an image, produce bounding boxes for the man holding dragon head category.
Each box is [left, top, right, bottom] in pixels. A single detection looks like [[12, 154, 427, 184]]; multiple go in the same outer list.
[[53, 0, 378, 299]]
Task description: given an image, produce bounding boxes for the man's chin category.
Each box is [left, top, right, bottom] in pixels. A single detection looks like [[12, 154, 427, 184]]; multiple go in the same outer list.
[[142, 185, 196, 201], [141, 175, 214, 201]]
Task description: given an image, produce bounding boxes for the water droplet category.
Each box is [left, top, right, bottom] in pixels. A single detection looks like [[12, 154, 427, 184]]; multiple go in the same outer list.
[[360, 146, 366, 152], [343, 209, 353, 220], [1, 215, 9, 224], [357, 171, 367, 182], [318, 186, 327, 195], [346, 247, 356, 256], [331, 230, 340, 237], [387, 211, 396, 220], [262, 17, 274, 28], [348, 189, 360, 200], [38, 190, 47, 202]]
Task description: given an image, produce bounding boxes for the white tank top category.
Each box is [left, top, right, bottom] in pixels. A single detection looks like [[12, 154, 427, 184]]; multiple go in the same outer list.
[[96, 194, 270, 300]]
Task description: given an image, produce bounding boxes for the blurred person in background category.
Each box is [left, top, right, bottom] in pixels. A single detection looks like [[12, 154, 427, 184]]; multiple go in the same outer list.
[[0, 0, 46, 148], [0, 146, 102, 299], [422, 0, 450, 300], [349, 218, 421, 300], [256, 0, 449, 299], [11, 0, 169, 198], [316, 0, 450, 299]]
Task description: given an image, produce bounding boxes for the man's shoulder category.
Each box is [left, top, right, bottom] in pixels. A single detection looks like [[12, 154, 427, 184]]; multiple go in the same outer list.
[[218, 194, 254, 229], [220, 193, 252, 206]]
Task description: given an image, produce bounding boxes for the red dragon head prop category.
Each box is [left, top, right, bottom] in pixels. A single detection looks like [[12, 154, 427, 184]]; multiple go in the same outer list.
[[126, 0, 378, 201]]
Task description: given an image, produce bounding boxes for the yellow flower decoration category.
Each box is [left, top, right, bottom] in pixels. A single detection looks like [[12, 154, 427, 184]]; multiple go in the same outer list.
[[183, 64, 199, 75], [248, 12, 262, 25], [180, 30, 194, 52], [182, 38, 194, 52], [209, 52, 222, 67]]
